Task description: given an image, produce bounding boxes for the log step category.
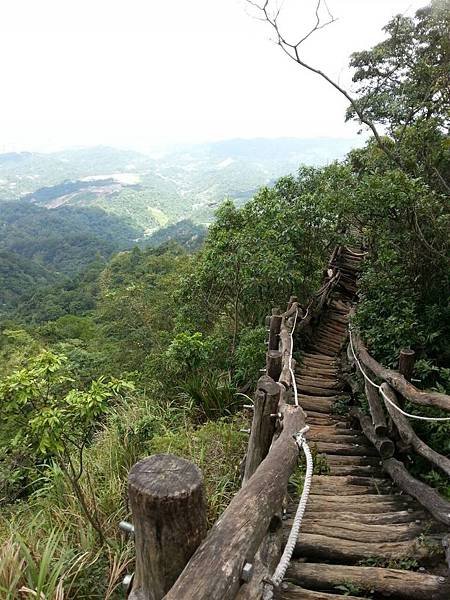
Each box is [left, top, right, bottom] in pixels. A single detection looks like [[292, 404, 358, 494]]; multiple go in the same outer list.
[[308, 432, 368, 445], [291, 533, 440, 563], [326, 465, 383, 477], [297, 385, 342, 397], [299, 510, 429, 525], [285, 563, 450, 600], [285, 519, 426, 542], [296, 377, 343, 389], [312, 442, 378, 456], [321, 455, 380, 466], [311, 474, 392, 491], [281, 583, 369, 599]]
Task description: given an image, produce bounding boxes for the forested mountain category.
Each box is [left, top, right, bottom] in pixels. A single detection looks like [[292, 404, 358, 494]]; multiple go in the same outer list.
[[0, 138, 355, 312], [0, 201, 140, 314], [0, 138, 357, 230], [0, 2, 448, 598]]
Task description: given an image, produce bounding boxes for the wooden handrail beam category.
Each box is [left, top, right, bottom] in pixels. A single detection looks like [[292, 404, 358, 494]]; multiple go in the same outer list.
[[381, 383, 450, 478], [165, 397, 306, 600], [352, 330, 450, 412]]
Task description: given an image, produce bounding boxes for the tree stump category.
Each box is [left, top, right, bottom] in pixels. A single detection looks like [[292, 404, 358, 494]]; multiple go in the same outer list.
[[128, 454, 207, 600]]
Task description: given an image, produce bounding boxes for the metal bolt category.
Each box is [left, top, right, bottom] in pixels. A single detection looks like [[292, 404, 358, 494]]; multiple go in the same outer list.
[[259, 368, 267, 373], [241, 562, 254, 583], [122, 573, 134, 593], [119, 521, 135, 537], [240, 428, 251, 434], [439, 577, 446, 583], [243, 404, 254, 410]]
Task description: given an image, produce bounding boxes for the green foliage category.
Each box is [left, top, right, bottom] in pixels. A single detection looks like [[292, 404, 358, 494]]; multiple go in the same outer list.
[[150, 417, 247, 523], [177, 373, 238, 421], [232, 325, 266, 385], [0, 350, 132, 457], [347, 0, 450, 192], [0, 528, 78, 600], [165, 332, 209, 374], [144, 219, 207, 252]]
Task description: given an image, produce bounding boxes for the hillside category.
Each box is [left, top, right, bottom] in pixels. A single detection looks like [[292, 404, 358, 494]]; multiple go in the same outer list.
[[0, 138, 358, 230]]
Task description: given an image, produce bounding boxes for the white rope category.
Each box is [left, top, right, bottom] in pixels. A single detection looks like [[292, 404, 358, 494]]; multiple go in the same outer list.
[[288, 302, 312, 407], [235, 392, 254, 404], [343, 246, 367, 257], [264, 426, 313, 597], [348, 329, 450, 422]]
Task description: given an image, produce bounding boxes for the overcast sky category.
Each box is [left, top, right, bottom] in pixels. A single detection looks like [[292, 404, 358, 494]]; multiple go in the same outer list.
[[0, 0, 425, 153]]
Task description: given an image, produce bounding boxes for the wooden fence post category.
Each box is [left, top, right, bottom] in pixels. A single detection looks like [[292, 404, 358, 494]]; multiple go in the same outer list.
[[266, 350, 282, 380], [268, 308, 282, 350], [128, 454, 207, 600], [243, 376, 281, 485], [399, 348, 415, 382], [287, 295, 298, 310], [365, 380, 387, 437]]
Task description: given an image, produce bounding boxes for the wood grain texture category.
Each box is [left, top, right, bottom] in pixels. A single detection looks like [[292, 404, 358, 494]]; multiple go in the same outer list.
[[128, 454, 206, 600]]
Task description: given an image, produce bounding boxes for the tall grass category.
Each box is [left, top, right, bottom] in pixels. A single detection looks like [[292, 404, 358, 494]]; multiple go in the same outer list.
[[0, 389, 248, 596]]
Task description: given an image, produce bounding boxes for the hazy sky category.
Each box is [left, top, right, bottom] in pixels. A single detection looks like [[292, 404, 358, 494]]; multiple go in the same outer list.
[[0, 0, 425, 152]]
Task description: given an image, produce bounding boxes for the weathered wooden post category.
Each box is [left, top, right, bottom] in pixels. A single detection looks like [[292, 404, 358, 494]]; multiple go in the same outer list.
[[266, 308, 283, 380], [268, 308, 282, 350], [266, 350, 282, 380], [287, 295, 298, 310], [365, 380, 387, 436], [128, 454, 207, 600], [243, 376, 281, 485], [399, 348, 415, 381]]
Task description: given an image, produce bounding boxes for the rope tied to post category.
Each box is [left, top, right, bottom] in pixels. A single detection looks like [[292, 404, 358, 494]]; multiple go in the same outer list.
[[263, 425, 313, 599], [349, 328, 450, 422]]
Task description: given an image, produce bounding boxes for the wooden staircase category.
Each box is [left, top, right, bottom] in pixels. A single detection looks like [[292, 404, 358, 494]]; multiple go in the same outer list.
[[281, 248, 450, 600]]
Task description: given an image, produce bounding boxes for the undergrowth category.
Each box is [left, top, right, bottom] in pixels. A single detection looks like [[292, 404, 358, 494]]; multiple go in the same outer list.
[[0, 390, 247, 598]]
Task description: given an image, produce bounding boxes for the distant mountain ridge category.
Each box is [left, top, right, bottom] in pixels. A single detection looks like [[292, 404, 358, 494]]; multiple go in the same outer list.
[[0, 138, 360, 315], [0, 138, 359, 230]]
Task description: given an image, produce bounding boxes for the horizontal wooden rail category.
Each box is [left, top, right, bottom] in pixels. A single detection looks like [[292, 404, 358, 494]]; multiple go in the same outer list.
[[348, 321, 450, 527], [165, 388, 306, 600], [352, 329, 450, 412], [381, 383, 450, 478]]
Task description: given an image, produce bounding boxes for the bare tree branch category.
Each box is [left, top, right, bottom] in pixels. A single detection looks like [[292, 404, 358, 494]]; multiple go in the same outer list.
[[246, 0, 450, 258], [247, 0, 404, 170]]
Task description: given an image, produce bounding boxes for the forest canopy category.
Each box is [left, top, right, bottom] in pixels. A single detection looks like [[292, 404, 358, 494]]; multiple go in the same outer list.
[[0, 2, 449, 598]]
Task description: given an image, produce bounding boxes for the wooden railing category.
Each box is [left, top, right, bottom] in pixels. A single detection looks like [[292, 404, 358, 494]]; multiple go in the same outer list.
[[124, 251, 342, 600], [348, 326, 450, 527], [122, 243, 450, 598]]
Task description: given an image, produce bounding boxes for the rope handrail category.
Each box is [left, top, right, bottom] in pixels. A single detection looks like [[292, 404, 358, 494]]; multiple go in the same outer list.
[[349, 328, 450, 422], [263, 426, 313, 599]]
